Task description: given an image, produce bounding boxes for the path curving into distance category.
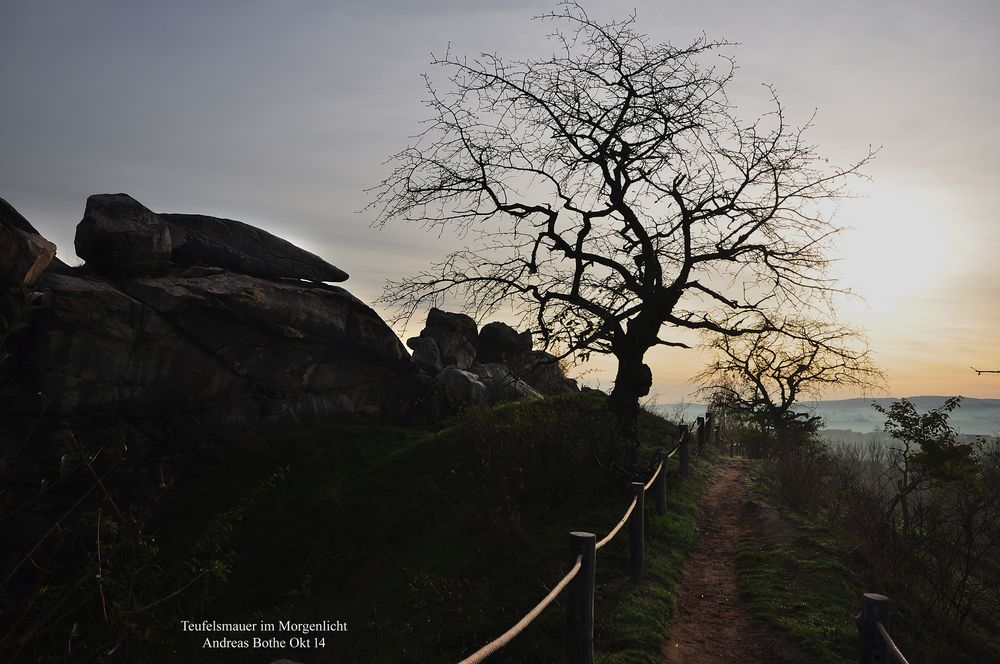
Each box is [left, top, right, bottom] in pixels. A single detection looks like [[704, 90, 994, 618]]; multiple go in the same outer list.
[[661, 459, 806, 664]]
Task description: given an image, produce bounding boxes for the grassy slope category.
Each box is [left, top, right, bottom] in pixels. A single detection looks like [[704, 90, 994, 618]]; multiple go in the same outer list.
[[135, 393, 715, 664], [738, 462, 1000, 664]]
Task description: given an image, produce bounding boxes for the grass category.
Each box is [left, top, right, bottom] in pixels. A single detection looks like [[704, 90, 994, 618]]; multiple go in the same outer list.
[[123, 392, 717, 664], [738, 461, 1000, 664]]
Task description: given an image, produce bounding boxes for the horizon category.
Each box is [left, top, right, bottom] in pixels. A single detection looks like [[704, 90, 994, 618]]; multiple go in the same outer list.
[[2, 0, 998, 401]]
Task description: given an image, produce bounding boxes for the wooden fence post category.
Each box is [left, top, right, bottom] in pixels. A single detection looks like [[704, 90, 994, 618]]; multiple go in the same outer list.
[[679, 425, 691, 478], [629, 482, 645, 584], [856, 592, 889, 664], [696, 416, 706, 455], [653, 449, 667, 516], [567, 532, 596, 664]]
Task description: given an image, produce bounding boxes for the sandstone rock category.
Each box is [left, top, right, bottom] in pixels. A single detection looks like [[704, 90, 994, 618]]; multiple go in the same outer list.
[[75, 194, 172, 276], [436, 366, 487, 408], [415, 308, 478, 369], [1, 268, 416, 427], [470, 362, 542, 403], [478, 321, 532, 364], [406, 335, 443, 374], [160, 212, 348, 283], [1, 197, 58, 284], [0, 224, 56, 285]]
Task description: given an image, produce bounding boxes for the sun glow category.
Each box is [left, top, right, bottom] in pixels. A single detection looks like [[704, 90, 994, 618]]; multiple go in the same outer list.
[[833, 186, 967, 308]]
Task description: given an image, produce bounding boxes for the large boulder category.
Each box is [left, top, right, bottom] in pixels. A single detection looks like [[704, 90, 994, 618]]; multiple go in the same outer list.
[[470, 362, 542, 403], [75, 194, 172, 276], [435, 366, 487, 409], [1, 267, 416, 426], [477, 321, 532, 364], [406, 335, 443, 374], [411, 308, 478, 369], [160, 212, 348, 283]]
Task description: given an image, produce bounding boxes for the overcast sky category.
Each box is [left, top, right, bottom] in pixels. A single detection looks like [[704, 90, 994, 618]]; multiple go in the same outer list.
[[2, 0, 998, 401]]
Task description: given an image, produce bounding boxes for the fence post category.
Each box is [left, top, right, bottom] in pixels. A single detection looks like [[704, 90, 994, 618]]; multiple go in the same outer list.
[[629, 482, 645, 584], [567, 532, 596, 664], [696, 416, 706, 455], [856, 593, 889, 664], [653, 449, 667, 516], [679, 425, 691, 478]]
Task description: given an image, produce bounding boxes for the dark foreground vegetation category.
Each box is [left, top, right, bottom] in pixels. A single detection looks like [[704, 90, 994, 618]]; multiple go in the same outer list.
[[2, 392, 716, 663], [729, 400, 1000, 663]]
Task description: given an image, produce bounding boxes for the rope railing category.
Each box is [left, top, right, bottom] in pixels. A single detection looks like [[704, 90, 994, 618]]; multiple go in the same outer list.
[[642, 461, 662, 491], [857, 593, 910, 664], [457, 555, 584, 664], [876, 621, 910, 664], [595, 497, 637, 551], [453, 411, 717, 664]]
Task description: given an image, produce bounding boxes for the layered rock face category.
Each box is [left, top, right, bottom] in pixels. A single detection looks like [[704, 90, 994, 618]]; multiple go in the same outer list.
[[1, 194, 419, 437]]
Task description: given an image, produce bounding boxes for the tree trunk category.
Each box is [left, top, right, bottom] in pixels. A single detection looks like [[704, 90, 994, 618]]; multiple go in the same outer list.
[[608, 342, 654, 466]]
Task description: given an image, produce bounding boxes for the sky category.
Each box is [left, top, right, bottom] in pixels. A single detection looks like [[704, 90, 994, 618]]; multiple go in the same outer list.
[[2, 0, 999, 402]]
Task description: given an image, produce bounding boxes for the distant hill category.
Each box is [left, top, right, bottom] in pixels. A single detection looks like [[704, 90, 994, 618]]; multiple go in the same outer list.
[[654, 396, 1000, 437]]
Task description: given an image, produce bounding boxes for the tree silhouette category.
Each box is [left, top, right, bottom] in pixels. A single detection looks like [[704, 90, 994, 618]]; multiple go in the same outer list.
[[695, 320, 883, 450], [370, 2, 875, 438]]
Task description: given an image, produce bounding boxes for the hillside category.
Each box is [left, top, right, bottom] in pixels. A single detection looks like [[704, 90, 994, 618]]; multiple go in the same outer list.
[[657, 396, 1000, 437]]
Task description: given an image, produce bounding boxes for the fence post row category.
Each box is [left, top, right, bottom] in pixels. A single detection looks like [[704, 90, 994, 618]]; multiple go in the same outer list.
[[629, 482, 645, 584], [679, 424, 691, 478], [462, 414, 714, 664], [653, 449, 667, 516], [567, 532, 596, 664], [856, 593, 890, 664]]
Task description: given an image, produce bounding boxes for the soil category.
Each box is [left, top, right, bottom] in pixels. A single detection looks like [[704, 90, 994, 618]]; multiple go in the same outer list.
[[661, 458, 807, 664]]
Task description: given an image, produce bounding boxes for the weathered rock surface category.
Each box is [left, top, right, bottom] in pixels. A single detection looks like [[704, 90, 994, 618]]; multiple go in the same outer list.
[[161, 212, 348, 282], [3, 268, 415, 426], [405, 309, 578, 410], [470, 363, 542, 403], [0, 220, 56, 285], [436, 366, 487, 409], [406, 335, 443, 374], [1, 193, 413, 433], [478, 321, 532, 364], [409, 308, 478, 369], [73, 193, 348, 283], [74, 194, 172, 276]]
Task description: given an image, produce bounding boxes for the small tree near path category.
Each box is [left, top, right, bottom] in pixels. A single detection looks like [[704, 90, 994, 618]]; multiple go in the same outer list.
[[695, 320, 884, 452], [369, 2, 876, 443]]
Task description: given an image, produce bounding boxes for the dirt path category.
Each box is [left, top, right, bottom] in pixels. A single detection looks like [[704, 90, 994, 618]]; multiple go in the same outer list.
[[661, 458, 806, 664]]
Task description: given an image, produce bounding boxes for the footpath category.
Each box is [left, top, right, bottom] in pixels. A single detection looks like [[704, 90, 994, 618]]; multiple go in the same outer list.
[[661, 459, 806, 664]]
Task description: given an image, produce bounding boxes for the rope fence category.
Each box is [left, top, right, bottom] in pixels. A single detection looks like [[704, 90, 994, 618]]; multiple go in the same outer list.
[[876, 621, 910, 664], [457, 555, 583, 664], [857, 593, 910, 664], [454, 412, 717, 664], [595, 497, 636, 551]]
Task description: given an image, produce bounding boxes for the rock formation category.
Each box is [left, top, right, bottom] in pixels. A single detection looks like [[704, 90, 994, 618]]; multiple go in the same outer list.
[[1, 197, 57, 284], [405, 309, 579, 412], [1, 193, 578, 436], [1, 194, 418, 443]]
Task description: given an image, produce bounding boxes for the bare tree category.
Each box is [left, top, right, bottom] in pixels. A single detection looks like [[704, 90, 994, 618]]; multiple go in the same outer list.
[[695, 320, 884, 447], [369, 2, 875, 437]]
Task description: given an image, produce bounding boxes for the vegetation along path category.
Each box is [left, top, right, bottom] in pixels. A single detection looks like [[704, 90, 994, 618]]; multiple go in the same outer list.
[[661, 459, 805, 664]]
